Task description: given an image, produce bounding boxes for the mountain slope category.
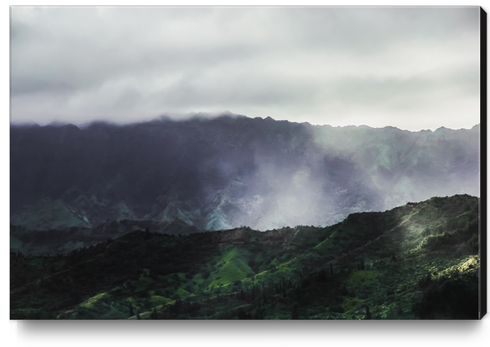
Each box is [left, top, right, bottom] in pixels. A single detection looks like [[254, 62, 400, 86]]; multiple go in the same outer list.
[[10, 194, 481, 320], [10, 115, 480, 231]]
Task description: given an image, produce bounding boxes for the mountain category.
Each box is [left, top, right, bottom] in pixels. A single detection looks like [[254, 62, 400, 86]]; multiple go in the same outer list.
[[10, 194, 481, 320], [10, 115, 481, 231], [10, 218, 200, 256]]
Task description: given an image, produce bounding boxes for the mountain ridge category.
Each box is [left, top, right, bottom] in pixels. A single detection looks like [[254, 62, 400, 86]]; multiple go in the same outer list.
[[10, 114, 480, 231], [12, 112, 481, 132], [10, 194, 481, 319]]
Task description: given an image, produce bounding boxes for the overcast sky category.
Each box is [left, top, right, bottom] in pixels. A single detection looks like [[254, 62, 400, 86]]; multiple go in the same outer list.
[[10, 6, 481, 130]]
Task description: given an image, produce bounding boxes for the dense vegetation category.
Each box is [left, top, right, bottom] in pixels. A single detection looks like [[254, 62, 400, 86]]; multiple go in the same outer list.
[[10, 194, 481, 320]]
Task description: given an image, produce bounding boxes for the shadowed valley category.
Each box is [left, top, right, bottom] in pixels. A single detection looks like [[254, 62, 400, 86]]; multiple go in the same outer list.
[[11, 194, 481, 320]]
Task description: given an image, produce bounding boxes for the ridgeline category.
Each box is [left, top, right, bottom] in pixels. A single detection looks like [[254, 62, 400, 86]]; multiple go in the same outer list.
[[11, 194, 481, 320]]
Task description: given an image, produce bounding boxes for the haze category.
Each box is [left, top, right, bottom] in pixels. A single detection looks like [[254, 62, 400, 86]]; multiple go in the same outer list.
[[10, 6, 481, 131]]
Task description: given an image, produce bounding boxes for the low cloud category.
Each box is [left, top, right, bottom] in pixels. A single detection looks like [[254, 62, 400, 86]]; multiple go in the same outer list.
[[10, 6, 480, 130]]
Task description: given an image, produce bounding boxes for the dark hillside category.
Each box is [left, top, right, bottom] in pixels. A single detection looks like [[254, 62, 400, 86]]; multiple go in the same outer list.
[[10, 194, 481, 320], [10, 116, 480, 231]]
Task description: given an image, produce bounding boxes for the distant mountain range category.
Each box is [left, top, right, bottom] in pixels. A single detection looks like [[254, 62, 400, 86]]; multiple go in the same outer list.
[[10, 114, 480, 231]]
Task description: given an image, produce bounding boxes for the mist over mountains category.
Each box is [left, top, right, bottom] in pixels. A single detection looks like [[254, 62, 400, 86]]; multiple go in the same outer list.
[[10, 114, 480, 231]]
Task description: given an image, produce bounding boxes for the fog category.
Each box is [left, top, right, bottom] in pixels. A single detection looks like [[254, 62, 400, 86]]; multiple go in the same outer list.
[[10, 6, 481, 131]]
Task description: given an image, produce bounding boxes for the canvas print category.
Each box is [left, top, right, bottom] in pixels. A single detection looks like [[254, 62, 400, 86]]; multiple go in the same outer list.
[[10, 6, 485, 320]]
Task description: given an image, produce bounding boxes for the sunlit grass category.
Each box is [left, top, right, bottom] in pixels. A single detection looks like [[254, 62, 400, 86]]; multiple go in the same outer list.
[[80, 292, 107, 309]]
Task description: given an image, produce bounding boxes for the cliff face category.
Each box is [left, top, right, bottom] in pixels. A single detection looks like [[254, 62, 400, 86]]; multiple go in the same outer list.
[[10, 115, 480, 231]]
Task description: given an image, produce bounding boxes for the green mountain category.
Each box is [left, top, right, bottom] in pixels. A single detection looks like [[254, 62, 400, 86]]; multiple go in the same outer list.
[[10, 194, 481, 320]]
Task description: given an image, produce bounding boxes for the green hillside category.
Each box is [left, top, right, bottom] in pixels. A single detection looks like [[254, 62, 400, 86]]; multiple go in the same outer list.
[[10, 194, 481, 320]]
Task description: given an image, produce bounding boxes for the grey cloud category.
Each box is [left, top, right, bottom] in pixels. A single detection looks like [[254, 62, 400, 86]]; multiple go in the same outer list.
[[275, 7, 479, 53], [10, 77, 74, 96], [324, 69, 476, 109], [10, 6, 481, 130]]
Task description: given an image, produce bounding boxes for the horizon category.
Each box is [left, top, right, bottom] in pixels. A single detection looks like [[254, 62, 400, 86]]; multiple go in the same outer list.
[[10, 6, 481, 132], [9, 112, 481, 133]]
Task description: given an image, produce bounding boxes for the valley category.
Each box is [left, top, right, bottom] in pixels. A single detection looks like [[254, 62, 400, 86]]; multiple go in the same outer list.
[[10, 194, 481, 320], [10, 116, 482, 320]]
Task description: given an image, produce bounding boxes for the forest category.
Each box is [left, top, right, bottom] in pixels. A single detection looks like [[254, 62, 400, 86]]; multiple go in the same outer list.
[[10, 194, 481, 320]]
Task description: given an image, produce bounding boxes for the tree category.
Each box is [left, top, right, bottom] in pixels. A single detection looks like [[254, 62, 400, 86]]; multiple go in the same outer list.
[[292, 304, 299, 319], [237, 310, 251, 319], [318, 269, 327, 282], [129, 302, 134, 317], [365, 305, 372, 320]]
